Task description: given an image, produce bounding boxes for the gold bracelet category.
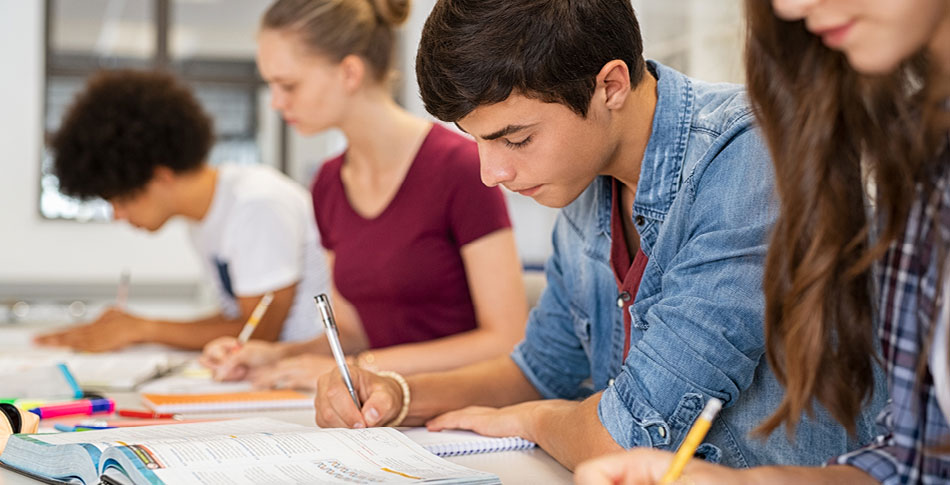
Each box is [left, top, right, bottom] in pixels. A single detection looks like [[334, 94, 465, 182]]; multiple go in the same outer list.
[[356, 351, 380, 372], [375, 370, 410, 427]]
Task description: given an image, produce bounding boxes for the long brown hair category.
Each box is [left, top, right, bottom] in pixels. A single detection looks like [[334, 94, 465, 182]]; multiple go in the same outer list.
[[745, 0, 948, 436], [262, 0, 410, 82]]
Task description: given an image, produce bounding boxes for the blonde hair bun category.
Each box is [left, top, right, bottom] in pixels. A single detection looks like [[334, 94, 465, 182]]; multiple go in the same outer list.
[[370, 0, 410, 26]]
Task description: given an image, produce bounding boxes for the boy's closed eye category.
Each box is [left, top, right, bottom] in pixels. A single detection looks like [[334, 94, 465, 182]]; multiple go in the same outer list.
[[503, 136, 532, 149]]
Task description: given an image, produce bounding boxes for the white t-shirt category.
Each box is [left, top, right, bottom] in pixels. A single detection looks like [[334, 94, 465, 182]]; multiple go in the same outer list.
[[188, 164, 329, 341]]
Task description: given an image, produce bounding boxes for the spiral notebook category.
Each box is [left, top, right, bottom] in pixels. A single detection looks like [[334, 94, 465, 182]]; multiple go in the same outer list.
[[401, 428, 536, 457], [141, 390, 313, 413]]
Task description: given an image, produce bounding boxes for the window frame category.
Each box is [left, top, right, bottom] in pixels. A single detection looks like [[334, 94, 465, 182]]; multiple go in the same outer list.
[[40, 0, 289, 221]]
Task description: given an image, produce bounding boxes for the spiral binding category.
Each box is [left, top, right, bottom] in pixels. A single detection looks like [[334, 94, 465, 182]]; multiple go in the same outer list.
[[424, 436, 536, 457]]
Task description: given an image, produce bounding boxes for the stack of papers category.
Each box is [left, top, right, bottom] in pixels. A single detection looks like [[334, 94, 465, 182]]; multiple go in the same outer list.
[[0, 346, 190, 391]]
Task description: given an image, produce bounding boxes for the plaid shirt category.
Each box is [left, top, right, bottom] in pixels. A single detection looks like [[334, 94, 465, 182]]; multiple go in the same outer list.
[[835, 138, 950, 484]]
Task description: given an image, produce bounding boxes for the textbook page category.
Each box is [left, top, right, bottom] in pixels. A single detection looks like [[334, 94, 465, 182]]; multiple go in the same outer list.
[[0, 419, 311, 484], [124, 427, 498, 484], [25, 418, 308, 447], [29, 418, 500, 484]]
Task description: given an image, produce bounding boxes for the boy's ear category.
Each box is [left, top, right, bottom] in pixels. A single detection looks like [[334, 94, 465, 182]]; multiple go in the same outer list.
[[596, 60, 632, 110], [151, 166, 177, 186]]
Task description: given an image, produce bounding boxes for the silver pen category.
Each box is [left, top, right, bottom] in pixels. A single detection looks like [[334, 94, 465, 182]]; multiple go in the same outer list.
[[314, 294, 361, 409]]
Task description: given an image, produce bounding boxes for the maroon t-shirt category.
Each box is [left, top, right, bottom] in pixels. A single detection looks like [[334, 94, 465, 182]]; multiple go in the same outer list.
[[609, 178, 648, 360], [312, 124, 512, 349]]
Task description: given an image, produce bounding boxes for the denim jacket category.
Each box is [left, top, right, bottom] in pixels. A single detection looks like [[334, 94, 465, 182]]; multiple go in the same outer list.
[[510, 61, 886, 468]]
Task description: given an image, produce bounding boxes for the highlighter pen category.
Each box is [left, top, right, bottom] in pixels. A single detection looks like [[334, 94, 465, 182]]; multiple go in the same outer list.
[[0, 399, 48, 409], [28, 398, 116, 419], [236, 292, 275, 344], [659, 397, 723, 484], [54, 423, 115, 432], [12, 400, 52, 411], [314, 294, 361, 409]]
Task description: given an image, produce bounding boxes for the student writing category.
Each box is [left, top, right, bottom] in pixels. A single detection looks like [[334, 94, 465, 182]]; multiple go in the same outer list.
[[575, 0, 950, 483], [200, 0, 529, 388], [313, 0, 885, 471], [35, 70, 330, 351]]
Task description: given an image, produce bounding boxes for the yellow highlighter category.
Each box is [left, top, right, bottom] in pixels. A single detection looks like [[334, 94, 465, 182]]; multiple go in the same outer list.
[[659, 397, 723, 484]]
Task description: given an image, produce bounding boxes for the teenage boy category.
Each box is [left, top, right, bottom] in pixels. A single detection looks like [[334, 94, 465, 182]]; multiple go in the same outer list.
[[313, 0, 884, 470], [35, 70, 329, 352]]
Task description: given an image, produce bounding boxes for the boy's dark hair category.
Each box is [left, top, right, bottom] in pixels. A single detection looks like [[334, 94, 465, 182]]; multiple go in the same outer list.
[[51, 69, 214, 200], [416, 0, 646, 122]]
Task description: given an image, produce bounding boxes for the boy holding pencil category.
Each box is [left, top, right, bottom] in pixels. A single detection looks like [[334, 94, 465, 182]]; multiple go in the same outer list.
[[35, 70, 329, 351], [313, 0, 886, 472]]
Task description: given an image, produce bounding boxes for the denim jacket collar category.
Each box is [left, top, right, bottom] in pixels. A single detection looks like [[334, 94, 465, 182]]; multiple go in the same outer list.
[[593, 60, 693, 252]]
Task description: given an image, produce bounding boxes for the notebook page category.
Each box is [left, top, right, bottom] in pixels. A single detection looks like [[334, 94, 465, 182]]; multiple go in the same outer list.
[[401, 428, 536, 456], [137, 373, 254, 395], [137, 361, 254, 394]]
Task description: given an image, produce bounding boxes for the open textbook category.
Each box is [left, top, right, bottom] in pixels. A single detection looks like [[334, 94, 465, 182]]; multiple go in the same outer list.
[[0, 418, 501, 485]]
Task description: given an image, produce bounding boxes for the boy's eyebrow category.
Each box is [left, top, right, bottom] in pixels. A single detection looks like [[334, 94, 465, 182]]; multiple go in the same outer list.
[[480, 123, 537, 141]]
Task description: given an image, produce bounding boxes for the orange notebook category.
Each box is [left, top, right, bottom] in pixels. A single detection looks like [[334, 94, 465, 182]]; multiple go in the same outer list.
[[141, 390, 314, 413]]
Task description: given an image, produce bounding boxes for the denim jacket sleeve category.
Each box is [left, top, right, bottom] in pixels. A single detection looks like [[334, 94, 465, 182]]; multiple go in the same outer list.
[[599, 126, 776, 450], [511, 215, 597, 400]]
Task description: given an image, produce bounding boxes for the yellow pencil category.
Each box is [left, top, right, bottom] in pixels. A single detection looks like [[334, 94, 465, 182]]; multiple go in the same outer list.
[[236, 292, 275, 344], [659, 397, 723, 484]]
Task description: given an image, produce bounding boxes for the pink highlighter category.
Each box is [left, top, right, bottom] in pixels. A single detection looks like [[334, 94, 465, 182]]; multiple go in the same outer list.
[[28, 398, 115, 419]]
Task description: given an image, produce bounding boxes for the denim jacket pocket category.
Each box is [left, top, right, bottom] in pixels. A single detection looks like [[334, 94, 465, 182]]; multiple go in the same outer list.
[[628, 397, 672, 448], [667, 393, 706, 433], [568, 305, 593, 353], [694, 443, 723, 464]]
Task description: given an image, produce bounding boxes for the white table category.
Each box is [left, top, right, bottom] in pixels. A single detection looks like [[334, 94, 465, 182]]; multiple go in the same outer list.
[[0, 325, 573, 484], [0, 395, 573, 484]]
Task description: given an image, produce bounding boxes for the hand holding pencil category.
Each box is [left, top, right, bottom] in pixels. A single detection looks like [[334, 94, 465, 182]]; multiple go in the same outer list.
[[574, 398, 732, 485], [200, 292, 281, 381], [659, 398, 722, 484]]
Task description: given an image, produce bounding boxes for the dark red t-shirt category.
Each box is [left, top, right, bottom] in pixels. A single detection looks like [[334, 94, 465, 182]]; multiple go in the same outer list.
[[610, 178, 648, 360], [312, 124, 512, 349]]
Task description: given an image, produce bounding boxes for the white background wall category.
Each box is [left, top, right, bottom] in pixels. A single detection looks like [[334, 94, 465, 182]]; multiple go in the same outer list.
[[0, 1, 203, 290], [0, 0, 744, 298]]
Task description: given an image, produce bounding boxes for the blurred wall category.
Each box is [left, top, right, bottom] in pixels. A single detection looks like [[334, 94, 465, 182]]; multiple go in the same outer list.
[[0, 0, 745, 299]]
